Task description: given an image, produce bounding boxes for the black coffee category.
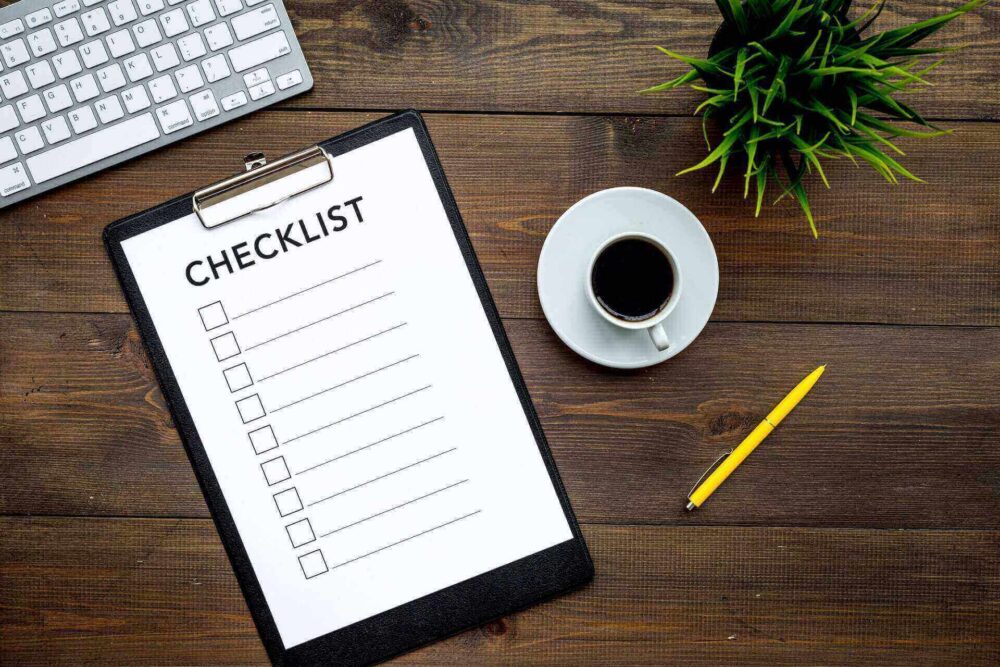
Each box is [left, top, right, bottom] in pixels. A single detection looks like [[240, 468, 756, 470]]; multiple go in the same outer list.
[[591, 238, 673, 321]]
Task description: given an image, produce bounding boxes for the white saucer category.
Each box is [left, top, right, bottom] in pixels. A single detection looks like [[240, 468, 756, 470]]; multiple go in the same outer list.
[[537, 187, 719, 369]]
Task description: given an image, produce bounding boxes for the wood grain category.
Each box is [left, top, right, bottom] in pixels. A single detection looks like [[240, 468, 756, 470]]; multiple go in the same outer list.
[[3, 312, 998, 528], [1, 518, 997, 665], [1, 113, 997, 325], [278, 0, 1000, 119]]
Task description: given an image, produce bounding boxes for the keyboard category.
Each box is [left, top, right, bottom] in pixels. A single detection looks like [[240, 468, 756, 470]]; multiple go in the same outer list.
[[0, 0, 312, 208]]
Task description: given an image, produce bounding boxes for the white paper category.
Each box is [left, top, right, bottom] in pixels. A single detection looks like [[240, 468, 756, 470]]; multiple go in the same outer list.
[[121, 127, 573, 648]]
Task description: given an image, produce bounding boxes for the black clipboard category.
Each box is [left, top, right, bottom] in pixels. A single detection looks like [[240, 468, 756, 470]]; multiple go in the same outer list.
[[104, 110, 593, 666]]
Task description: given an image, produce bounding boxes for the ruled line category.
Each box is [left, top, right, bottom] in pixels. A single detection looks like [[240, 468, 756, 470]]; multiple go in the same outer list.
[[306, 447, 457, 508], [256, 323, 407, 382], [272, 355, 420, 414], [244, 292, 395, 351], [318, 479, 469, 538], [282, 385, 432, 445], [231, 260, 382, 320], [328, 510, 482, 571], [295, 416, 444, 475]]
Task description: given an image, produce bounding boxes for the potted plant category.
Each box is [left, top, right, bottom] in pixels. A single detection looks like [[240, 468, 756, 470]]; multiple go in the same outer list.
[[644, 0, 985, 235]]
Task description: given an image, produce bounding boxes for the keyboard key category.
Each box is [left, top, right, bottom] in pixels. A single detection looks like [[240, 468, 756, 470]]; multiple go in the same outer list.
[[41, 115, 71, 143], [138, 0, 165, 15], [0, 137, 17, 163], [248, 80, 273, 100], [150, 43, 179, 71], [26, 9, 54, 29], [245, 0, 267, 5], [108, 0, 139, 26], [28, 28, 58, 57], [276, 69, 302, 90], [227, 30, 289, 72], [43, 84, 73, 112], [178, 32, 206, 61], [17, 95, 46, 123], [83, 0, 104, 6], [186, 0, 215, 27], [148, 74, 176, 102], [54, 0, 82, 18], [26, 61, 56, 88], [200, 53, 230, 82], [95, 95, 124, 122], [231, 4, 279, 41], [55, 18, 85, 47], [0, 105, 18, 132], [243, 67, 268, 87], [0, 163, 31, 197], [189, 89, 219, 120], [106, 29, 136, 57], [220, 90, 246, 110], [0, 71, 29, 99], [68, 105, 97, 132], [159, 8, 187, 37], [132, 19, 162, 47], [122, 84, 151, 112], [27, 112, 160, 182], [53, 51, 83, 78], [174, 64, 203, 92], [15, 126, 45, 154], [0, 19, 25, 40], [70, 73, 99, 102], [154, 98, 192, 133], [2, 40, 31, 68], [80, 39, 110, 68], [97, 63, 127, 91], [81, 8, 111, 36], [204, 23, 232, 50], [215, 0, 243, 16], [124, 53, 153, 81]]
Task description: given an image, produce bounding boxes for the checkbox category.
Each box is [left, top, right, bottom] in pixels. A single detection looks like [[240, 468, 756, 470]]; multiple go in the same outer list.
[[261, 456, 290, 486], [249, 424, 278, 455], [211, 332, 240, 362], [273, 487, 303, 517], [224, 363, 254, 393], [286, 518, 316, 548], [299, 549, 328, 579], [236, 394, 265, 423], [198, 301, 228, 331]]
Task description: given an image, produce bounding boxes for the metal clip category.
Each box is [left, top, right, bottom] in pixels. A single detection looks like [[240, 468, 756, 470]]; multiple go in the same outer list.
[[688, 450, 733, 499]]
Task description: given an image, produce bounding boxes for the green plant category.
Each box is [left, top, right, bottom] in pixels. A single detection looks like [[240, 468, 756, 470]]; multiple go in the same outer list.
[[644, 0, 985, 236]]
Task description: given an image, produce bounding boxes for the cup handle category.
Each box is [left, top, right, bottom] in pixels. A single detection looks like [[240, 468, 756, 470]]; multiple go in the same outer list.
[[648, 322, 670, 351]]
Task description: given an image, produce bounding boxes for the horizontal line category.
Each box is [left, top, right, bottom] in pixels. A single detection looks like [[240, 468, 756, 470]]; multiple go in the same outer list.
[[256, 323, 407, 382], [282, 385, 432, 444], [318, 479, 469, 537], [294, 416, 444, 475], [244, 292, 395, 351], [327, 510, 482, 571], [231, 260, 381, 320], [306, 447, 457, 508], [272, 354, 420, 413]]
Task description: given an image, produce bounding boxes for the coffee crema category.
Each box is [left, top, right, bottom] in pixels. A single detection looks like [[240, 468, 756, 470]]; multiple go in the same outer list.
[[590, 237, 674, 321]]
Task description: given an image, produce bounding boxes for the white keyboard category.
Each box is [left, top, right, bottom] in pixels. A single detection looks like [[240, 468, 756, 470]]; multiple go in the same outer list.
[[0, 0, 312, 207]]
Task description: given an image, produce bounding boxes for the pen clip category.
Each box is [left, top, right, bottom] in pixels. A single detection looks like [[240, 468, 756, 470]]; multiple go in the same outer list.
[[688, 450, 733, 498]]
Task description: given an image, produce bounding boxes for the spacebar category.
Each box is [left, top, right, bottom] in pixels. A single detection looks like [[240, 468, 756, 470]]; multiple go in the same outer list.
[[26, 113, 161, 184]]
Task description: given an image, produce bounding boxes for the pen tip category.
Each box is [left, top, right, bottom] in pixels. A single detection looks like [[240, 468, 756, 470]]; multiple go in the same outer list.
[[685, 502, 696, 511]]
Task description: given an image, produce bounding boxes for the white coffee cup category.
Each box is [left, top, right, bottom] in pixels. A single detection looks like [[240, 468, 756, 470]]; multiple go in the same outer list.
[[585, 232, 682, 351]]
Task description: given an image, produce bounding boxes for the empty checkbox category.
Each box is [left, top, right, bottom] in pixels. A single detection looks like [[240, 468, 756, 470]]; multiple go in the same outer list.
[[286, 518, 316, 548], [299, 549, 328, 579], [261, 456, 290, 486], [211, 332, 240, 362], [273, 487, 303, 517], [236, 394, 265, 423], [249, 424, 278, 455], [198, 301, 228, 331], [224, 363, 254, 393]]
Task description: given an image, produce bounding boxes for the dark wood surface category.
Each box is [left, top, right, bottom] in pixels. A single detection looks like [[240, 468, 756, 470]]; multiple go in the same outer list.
[[1, 1, 998, 665]]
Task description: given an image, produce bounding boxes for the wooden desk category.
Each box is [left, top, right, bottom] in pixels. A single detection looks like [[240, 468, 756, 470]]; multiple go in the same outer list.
[[1, 1, 998, 664]]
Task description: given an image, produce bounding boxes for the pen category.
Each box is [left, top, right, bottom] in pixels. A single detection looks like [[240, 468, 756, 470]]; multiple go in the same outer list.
[[686, 365, 826, 510]]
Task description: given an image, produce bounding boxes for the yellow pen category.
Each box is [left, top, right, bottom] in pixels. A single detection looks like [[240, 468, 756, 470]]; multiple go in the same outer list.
[[686, 365, 826, 510]]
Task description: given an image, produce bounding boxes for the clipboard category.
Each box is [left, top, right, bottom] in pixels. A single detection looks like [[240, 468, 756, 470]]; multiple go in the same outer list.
[[104, 110, 593, 666]]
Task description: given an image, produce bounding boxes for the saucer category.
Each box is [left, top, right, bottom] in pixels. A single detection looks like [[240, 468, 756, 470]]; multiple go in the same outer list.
[[537, 187, 719, 369]]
